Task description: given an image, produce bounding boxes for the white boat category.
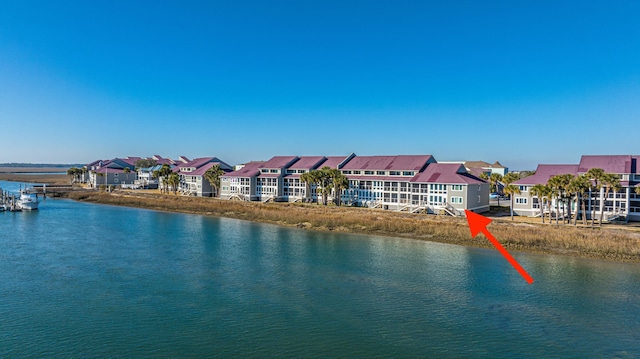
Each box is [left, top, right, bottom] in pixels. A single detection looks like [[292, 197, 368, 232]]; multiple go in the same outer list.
[[17, 190, 39, 210]]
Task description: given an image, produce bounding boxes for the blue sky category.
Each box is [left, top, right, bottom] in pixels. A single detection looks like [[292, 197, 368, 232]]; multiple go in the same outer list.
[[1, 1, 638, 170]]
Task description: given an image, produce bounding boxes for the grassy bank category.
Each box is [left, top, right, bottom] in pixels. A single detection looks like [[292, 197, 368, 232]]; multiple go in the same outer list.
[[65, 190, 640, 263], [0, 173, 69, 185]]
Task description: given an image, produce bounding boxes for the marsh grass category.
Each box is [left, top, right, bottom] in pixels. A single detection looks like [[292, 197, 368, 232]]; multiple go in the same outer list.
[[66, 190, 640, 262]]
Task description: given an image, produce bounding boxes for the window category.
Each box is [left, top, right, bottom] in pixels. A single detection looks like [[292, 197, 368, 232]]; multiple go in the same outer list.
[[353, 171, 361, 174], [515, 197, 528, 204], [261, 169, 268, 173], [286, 169, 295, 174], [519, 185, 528, 192], [270, 169, 278, 173], [451, 197, 463, 204], [343, 170, 352, 174], [451, 185, 463, 191], [389, 171, 400, 176], [298, 170, 305, 173], [365, 171, 374, 175], [403, 171, 414, 176], [377, 171, 386, 175]]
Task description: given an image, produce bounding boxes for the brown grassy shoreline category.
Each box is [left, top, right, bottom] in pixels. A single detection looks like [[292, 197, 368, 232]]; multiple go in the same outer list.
[[63, 190, 640, 263], [0, 173, 70, 185]]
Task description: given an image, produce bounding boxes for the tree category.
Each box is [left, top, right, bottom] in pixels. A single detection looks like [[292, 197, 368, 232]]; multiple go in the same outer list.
[[329, 168, 349, 206], [551, 174, 574, 224], [530, 184, 549, 223], [547, 176, 562, 225], [518, 170, 535, 179], [156, 164, 173, 193], [503, 184, 521, 221], [599, 173, 621, 226], [204, 164, 225, 197], [586, 168, 605, 227], [568, 175, 591, 226], [489, 173, 503, 194], [168, 172, 180, 195], [123, 167, 131, 185], [67, 167, 80, 184], [300, 171, 320, 203], [316, 167, 334, 205], [636, 186, 640, 195], [135, 158, 158, 170], [300, 166, 337, 205], [503, 172, 520, 186]]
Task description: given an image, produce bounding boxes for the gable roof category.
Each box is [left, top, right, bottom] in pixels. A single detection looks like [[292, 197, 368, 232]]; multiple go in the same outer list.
[[318, 155, 355, 169], [222, 161, 264, 178], [410, 163, 486, 184], [260, 156, 299, 169], [513, 164, 579, 185], [177, 157, 233, 171], [578, 155, 633, 174], [189, 162, 218, 176], [341, 155, 434, 171], [288, 156, 326, 170]]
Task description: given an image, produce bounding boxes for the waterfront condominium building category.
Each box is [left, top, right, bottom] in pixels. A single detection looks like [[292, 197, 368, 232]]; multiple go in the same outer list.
[[512, 155, 640, 222], [174, 157, 233, 197], [220, 154, 490, 215]]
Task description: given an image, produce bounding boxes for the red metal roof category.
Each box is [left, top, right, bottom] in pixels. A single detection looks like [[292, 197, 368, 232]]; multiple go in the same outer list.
[[319, 155, 353, 169], [288, 156, 326, 169], [513, 164, 579, 185], [182, 162, 231, 176], [260, 156, 299, 169], [340, 155, 433, 171], [578, 155, 633, 174], [222, 161, 263, 178], [410, 163, 485, 184]]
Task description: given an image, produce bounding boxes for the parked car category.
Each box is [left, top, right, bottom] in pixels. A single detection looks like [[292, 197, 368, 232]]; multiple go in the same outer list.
[[489, 193, 500, 199]]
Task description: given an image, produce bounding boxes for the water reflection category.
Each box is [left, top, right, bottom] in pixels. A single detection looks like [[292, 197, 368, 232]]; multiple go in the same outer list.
[[1, 192, 639, 358]]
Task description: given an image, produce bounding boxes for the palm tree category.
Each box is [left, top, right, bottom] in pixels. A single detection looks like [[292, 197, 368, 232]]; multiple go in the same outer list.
[[503, 184, 521, 221], [123, 167, 131, 185], [157, 164, 173, 194], [568, 175, 590, 226], [66, 167, 77, 184], [300, 171, 320, 203], [547, 176, 561, 225], [168, 172, 180, 195], [204, 164, 225, 197], [636, 186, 640, 196], [503, 172, 520, 186], [529, 184, 548, 223], [586, 168, 605, 227], [599, 173, 621, 226], [553, 174, 574, 224], [329, 168, 349, 206], [490, 172, 503, 193]]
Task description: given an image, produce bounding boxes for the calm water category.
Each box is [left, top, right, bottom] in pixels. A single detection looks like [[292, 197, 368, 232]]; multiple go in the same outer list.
[[1, 181, 639, 358]]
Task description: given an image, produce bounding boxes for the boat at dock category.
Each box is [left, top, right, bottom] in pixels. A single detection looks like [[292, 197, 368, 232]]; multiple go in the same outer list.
[[16, 189, 39, 210]]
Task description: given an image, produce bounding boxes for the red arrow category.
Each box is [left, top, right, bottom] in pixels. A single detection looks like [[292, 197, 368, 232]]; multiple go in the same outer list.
[[464, 210, 534, 284]]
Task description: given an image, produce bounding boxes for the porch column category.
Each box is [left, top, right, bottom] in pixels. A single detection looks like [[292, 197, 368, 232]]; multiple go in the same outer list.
[[600, 187, 605, 215]]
